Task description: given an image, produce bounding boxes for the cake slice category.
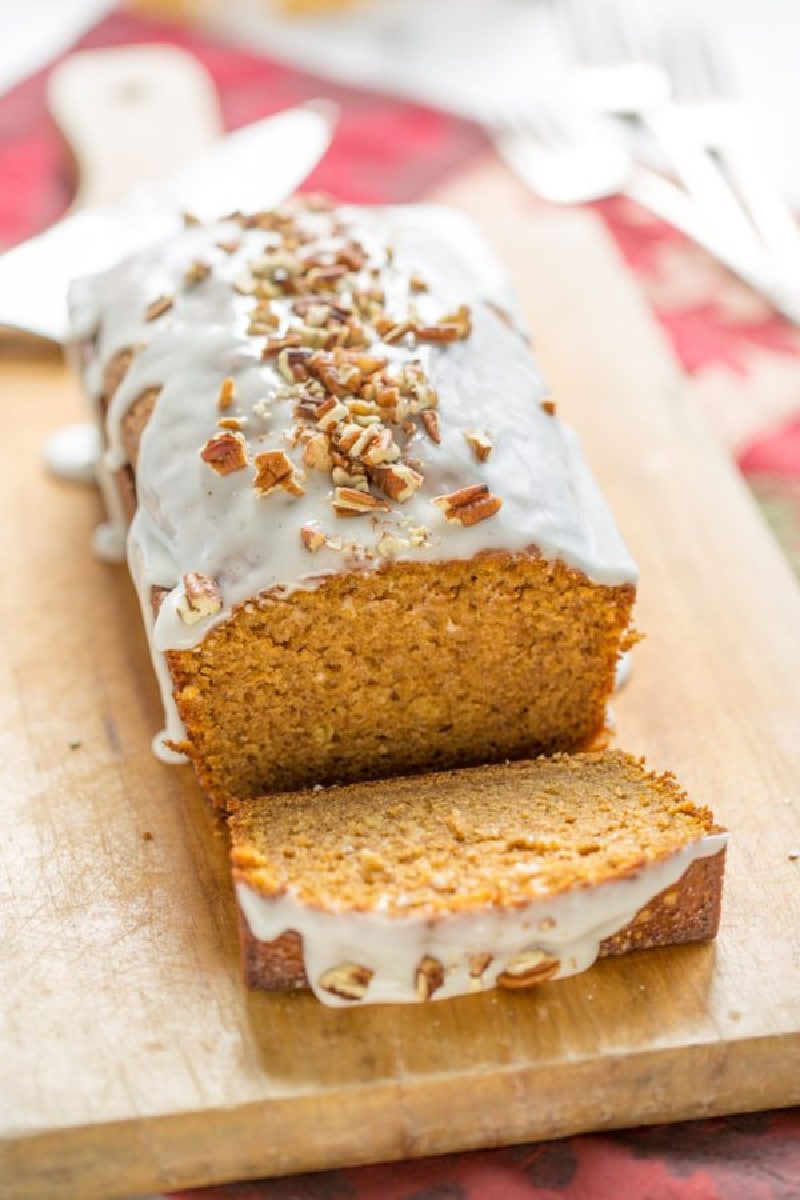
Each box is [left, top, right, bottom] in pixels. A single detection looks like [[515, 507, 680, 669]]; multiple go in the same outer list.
[[230, 751, 727, 1006]]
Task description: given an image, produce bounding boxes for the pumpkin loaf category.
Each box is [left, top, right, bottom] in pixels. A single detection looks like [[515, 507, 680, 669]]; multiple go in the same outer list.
[[231, 750, 726, 1005], [69, 198, 637, 808]]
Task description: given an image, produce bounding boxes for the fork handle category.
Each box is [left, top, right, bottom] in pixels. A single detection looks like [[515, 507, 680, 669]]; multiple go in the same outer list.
[[642, 104, 761, 257], [714, 123, 800, 269], [625, 168, 800, 324]]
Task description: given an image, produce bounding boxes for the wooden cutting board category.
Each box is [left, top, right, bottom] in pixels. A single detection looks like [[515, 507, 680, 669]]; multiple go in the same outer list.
[[2, 162, 800, 1200]]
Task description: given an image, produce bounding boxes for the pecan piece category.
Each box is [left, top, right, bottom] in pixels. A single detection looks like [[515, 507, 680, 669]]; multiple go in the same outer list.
[[432, 483, 502, 527], [177, 572, 222, 625], [145, 293, 174, 322], [253, 449, 305, 497], [420, 410, 441, 445], [415, 956, 445, 1001], [184, 260, 211, 289], [362, 429, 400, 465], [300, 523, 326, 553], [374, 316, 414, 344], [540, 399, 557, 417], [315, 398, 349, 433], [332, 487, 390, 517], [376, 530, 410, 558], [303, 432, 332, 472], [217, 376, 236, 412], [468, 953, 493, 991], [369, 462, 423, 503], [464, 429, 492, 462], [306, 263, 349, 288], [261, 332, 304, 358], [497, 949, 560, 989], [416, 304, 472, 343], [318, 963, 373, 1001], [336, 242, 368, 271], [200, 430, 248, 475]]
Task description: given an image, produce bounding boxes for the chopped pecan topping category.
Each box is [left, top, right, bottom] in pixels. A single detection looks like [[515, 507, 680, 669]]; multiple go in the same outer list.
[[420, 410, 441, 445], [233, 272, 258, 296], [145, 293, 174, 322], [253, 449, 305, 497], [409, 272, 429, 293], [177, 572, 222, 625], [261, 332, 304, 358], [300, 523, 326, 553], [469, 952, 493, 981], [337, 241, 368, 271], [307, 351, 361, 396], [464, 429, 493, 462], [540, 399, 557, 416], [181, 211, 201, 227], [497, 949, 560, 989], [374, 316, 414, 344], [277, 347, 313, 384], [293, 296, 352, 324], [415, 956, 445, 1001], [303, 432, 333, 472], [218, 376, 236, 412], [332, 487, 390, 517], [318, 963, 373, 1001], [369, 462, 423, 503], [216, 238, 240, 254], [332, 465, 369, 490], [184, 260, 211, 288], [432, 483, 502, 526], [200, 430, 248, 475], [315, 398, 349, 433], [217, 416, 244, 431], [376, 530, 410, 558], [307, 263, 349, 288]]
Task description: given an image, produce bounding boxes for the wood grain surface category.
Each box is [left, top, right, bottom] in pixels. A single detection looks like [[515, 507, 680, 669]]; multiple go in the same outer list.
[[2, 164, 799, 1199]]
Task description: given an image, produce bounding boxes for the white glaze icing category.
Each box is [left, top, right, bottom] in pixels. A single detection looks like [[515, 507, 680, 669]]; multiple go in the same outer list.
[[236, 832, 727, 1007], [68, 202, 638, 756], [42, 421, 100, 485]]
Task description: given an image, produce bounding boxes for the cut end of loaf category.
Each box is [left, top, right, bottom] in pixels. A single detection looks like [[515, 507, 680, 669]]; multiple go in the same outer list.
[[165, 556, 634, 808]]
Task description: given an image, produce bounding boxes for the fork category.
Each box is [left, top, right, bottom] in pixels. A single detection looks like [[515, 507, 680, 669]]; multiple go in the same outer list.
[[659, 18, 800, 279], [486, 94, 800, 321], [487, 96, 755, 261], [558, 0, 763, 259]]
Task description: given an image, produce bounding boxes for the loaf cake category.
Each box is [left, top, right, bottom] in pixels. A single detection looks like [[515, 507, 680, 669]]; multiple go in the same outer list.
[[69, 196, 637, 808], [231, 750, 727, 1005]]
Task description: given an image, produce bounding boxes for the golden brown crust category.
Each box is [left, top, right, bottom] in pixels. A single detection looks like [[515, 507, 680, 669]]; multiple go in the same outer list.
[[237, 851, 726, 991]]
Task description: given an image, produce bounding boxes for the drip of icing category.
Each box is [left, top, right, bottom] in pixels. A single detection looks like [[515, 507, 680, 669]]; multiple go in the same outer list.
[[91, 457, 129, 564], [237, 833, 727, 1007], [43, 421, 100, 485], [127, 509, 190, 761]]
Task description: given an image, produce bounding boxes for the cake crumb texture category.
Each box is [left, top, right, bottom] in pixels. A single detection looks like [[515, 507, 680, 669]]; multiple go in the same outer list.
[[164, 560, 634, 807], [230, 749, 721, 916]]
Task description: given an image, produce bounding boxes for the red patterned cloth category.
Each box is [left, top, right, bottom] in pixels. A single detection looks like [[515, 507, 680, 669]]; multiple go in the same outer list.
[[174, 1111, 800, 1199], [2, 11, 797, 1197]]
